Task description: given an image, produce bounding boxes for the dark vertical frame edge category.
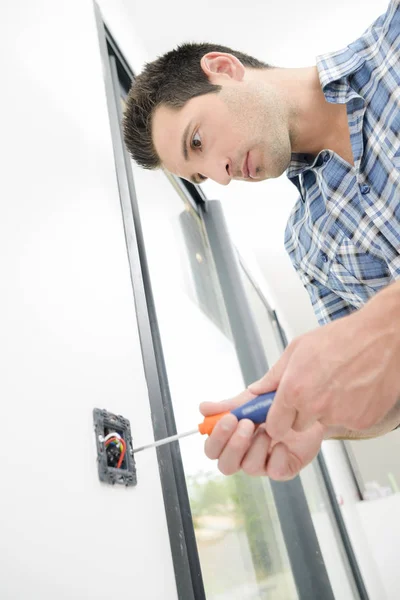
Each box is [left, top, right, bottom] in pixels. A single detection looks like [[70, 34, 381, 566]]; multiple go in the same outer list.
[[316, 452, 369, 599], [92, 4, 205, 599]]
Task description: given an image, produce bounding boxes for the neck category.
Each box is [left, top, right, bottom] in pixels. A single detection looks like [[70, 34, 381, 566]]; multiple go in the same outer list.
[[257, 66, 351, 158]]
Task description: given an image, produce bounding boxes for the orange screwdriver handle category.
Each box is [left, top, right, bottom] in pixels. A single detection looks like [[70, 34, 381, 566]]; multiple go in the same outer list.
[[198, 411, 230, 435]]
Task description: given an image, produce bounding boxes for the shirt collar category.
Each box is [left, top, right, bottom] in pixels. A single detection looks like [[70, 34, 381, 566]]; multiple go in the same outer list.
[[316, 45, 365, 102], [286, 153, 315, 179], [286, 45, 365, 182]]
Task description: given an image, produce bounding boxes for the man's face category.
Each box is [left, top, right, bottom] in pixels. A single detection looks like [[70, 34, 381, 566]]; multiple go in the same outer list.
[[151, 62, 292, 186]]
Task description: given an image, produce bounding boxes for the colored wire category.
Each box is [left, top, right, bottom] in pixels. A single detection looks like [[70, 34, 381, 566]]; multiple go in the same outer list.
[[105, 437, 122, 451], [104, 436, 127, 469], [117, 438, 127, 469], [103, 432, 122, 442]]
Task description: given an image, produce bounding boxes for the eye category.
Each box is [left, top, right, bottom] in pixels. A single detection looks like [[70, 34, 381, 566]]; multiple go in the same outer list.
[[191, 131, 202, 150]]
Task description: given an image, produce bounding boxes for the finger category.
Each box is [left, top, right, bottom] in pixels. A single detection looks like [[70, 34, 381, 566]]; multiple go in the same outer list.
[[200, 388, 256, 417], [204, 413, 238, 460], [241, 427, 271, 476], [247, 345, 294, 396], [217, 419, 256, 476], [266, 442, 300, 482], [265, 376, 297, 441]]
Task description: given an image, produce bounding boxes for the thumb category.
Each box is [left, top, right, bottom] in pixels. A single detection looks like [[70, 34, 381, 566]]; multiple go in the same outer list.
[[247, 347, 292, 396], [199, 388, 256, 417]]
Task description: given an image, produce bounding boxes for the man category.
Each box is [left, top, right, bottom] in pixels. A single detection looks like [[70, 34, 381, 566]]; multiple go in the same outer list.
[[123, 0, 400, 481]]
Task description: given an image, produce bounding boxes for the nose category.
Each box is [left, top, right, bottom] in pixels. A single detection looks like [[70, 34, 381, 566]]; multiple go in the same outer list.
[[203, 158, 232, 186]]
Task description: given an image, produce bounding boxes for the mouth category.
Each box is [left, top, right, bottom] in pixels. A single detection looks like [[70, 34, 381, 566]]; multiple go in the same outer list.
[[241, 151, 258, 180], [241, 152, 250, 179]]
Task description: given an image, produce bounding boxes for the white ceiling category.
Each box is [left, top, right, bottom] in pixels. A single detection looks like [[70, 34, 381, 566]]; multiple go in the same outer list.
[[119, 0, 384, 69]]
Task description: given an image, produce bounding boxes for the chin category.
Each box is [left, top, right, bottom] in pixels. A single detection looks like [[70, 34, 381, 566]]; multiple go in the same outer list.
[[270, 157, 291, 179], [251, 173, 268, 182], [251, 165, 272, 181]]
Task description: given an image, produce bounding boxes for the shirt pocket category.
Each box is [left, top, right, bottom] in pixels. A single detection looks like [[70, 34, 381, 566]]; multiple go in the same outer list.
[[327, 237, 392, 305]]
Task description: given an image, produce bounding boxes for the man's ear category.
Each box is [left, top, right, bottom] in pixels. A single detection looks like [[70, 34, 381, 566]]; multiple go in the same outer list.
[[200, 52, 245, 83]]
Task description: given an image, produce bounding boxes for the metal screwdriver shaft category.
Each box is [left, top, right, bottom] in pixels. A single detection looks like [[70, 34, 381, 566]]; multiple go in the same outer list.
[[132, 428, 199, 454], [132, 392, 276, 455]]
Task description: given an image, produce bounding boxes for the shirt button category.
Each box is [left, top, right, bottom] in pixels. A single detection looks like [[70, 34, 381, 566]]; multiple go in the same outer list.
[[323, 154, 330, 163], [321, 252, 328, 263], [361, 184, 370, 194]]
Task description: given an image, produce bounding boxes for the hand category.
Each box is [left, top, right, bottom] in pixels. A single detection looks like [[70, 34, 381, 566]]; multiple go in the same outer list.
[[250, 286, 400, 442], [200, 389, 325, 481]]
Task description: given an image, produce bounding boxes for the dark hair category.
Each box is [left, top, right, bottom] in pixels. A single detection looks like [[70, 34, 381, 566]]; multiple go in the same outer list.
[[122, 43, 270, 170]]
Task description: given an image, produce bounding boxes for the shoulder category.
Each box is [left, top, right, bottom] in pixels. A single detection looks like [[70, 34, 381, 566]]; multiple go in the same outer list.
[[350, 0, 399, 59], [317, 1, 399, 92]]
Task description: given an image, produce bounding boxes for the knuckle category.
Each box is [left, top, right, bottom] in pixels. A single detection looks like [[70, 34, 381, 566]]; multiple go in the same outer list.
[[292, 421, 308, 433], [287, 379, 305, 404], [267, 361, 279, 379], [276, 471, 297, 482], [218, 461, 237, 476], [269, 461, 299, 482], [204, 448, 217, 460], [204, 440, 220, 461], [265, 420, 279, 439], [242, 460, 262, 476], [288, 336, 300, 351], [312, 395, 328, 415], [229, 434, 250, 452]]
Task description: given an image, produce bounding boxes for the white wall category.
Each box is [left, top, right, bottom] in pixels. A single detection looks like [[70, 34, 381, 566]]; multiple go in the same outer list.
[[0, 2, 178, 598]]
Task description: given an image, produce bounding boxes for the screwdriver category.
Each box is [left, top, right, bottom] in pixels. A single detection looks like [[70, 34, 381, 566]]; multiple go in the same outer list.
[[132, 391, 275, 454]]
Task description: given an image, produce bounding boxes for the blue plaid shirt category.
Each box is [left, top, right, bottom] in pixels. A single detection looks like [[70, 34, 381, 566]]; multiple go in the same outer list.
[[285, 0, 400, 325]]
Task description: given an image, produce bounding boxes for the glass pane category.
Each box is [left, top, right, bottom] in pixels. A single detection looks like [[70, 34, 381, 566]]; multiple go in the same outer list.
[[238, 262, 285, 367], [346, 430, 400, 497], [131, 162, 298, 599], [240, 263, 359, 598], [300, 463, 360, 599]]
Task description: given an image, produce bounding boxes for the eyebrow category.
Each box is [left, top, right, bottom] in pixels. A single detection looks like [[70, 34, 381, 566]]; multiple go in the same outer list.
[[182, 121, 192, 162]]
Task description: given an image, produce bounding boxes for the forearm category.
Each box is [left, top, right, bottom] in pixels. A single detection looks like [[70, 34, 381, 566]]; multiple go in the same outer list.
[[325, 280, 400, 441], [325, 397, 400, 440]]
